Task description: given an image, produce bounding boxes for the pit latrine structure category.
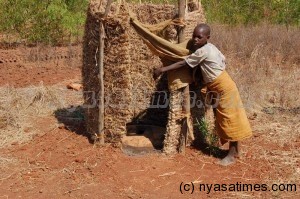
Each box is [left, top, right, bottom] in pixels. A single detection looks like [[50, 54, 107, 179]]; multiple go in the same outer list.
[[82, 0, 206, 151]]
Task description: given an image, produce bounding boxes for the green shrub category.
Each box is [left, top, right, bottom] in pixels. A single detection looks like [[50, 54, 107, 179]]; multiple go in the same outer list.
[[0, 0, 89, 45], [195, 117, 219, 155]]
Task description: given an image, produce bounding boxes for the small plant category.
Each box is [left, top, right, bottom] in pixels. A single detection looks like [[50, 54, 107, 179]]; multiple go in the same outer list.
[[195, 117, 219, 155]]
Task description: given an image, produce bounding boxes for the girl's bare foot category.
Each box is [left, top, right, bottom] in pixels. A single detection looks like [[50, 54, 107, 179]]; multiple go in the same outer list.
[[217, 141, 239, 166]]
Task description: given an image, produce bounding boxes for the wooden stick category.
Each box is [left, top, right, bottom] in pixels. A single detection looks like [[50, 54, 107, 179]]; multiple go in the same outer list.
[[177, 0, 189, 154], [104, 0, 113, 16], [97, 0, 113, 144], [178, 0, 186, 43], [178, 116, 188, 154]]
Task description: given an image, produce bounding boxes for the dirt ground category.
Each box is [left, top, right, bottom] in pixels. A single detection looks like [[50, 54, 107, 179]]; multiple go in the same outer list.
[[0, 45, 299, 198], [0, 45, 81, 87]]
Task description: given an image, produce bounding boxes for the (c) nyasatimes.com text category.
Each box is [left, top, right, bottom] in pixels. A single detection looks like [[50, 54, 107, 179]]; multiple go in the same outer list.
[[179, 182, 297, 194]]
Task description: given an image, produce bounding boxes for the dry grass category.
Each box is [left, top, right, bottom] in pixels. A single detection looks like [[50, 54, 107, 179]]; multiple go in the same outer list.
[[0, 83, 83, 148], [210, 24, 300, 110]]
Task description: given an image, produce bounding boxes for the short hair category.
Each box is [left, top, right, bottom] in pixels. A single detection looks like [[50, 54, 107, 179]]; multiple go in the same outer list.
[[195, 23, 211, 36]]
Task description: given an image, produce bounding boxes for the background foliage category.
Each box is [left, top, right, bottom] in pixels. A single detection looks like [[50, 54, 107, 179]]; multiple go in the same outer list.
[[0, 0, 299, 44], [202, 0, 299, 26], [0, 0, 89, 45]]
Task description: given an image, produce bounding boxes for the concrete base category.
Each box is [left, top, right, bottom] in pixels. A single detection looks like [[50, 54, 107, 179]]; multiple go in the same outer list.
[[121, 125, 165, 156]]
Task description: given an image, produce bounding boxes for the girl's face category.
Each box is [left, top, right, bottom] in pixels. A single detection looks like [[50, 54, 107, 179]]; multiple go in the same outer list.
[[192, 27, 210, 50]]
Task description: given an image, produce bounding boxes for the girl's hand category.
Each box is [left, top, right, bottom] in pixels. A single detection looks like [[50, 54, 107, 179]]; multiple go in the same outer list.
[[153, 68, 163, 80]]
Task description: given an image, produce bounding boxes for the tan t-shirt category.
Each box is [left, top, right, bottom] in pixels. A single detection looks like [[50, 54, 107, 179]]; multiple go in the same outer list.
[[185, 43, 226, 84]]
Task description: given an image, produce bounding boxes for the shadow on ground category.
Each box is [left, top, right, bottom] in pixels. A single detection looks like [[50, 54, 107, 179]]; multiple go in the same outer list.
[[192, 140, 228, 159], [54, 106, 94, 144], [53, 103, 229, 159]]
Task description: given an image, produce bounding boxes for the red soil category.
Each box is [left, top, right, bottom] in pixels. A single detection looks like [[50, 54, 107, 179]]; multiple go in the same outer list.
[[0, 45, 298, 198]]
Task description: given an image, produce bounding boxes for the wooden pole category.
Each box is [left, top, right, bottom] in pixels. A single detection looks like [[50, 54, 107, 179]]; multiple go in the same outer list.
[[177, 0, 190, 154], [178, 0, 186, 43], [97, 0, 113, 144]]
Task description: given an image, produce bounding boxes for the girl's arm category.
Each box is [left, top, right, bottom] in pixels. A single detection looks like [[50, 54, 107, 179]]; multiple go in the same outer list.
[[153, 60, 186, 79]]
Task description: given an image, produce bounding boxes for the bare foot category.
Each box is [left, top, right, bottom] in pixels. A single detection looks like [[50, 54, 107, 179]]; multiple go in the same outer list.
[[217, 141, 239, 166], [217, 156, 236, 166]]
